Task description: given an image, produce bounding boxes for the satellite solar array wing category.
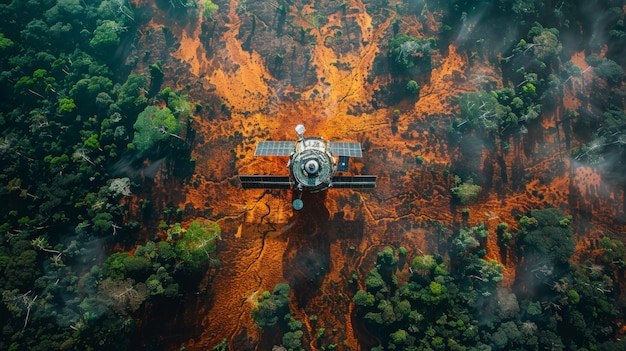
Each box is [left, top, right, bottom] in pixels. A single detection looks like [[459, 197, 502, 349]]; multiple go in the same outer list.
[[239, 175, 293, 189], [328, 141, 362, 157], [331, 175, 377, 188], [336, 156, 350, 172], [254, 141, 294, 156]]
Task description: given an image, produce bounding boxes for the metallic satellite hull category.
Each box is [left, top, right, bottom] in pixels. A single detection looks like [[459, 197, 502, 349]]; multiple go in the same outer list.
[[239, 125, 376, 208]]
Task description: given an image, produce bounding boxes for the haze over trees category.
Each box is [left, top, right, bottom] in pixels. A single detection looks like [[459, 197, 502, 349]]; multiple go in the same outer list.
[[0, 0, 215, 349], [352, 209, 624, 350]]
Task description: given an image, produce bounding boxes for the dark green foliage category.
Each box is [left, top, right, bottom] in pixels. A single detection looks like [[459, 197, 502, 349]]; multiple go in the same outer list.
[[451, 182, 481, 205], [117, 74, 148, 112], [353, 216, 624, 351], [586, 55, 603, 67], [456, 87, 541, 135], [175, 220, 221, 271], [3, 249, 39, 290], [527, 24, 562, 61], [365, 268, 387, 292], [132, 105, 180, 151], [387, 33, 435, 73], [0, 0, 205, 347], [252, 283, 291, 327], [251, 283, 308, 350], [211, 338, 228, 351], [123, 256, 151, 277], [377, 246, 398, 266], [282, 330, 303, 350], [90, 20, 121, 54], [595, 59, 625, 85], [519, 208, 574, 264], [353, 289, 375, 307], [572, 105, 626, 165], [406, 80, 419, 96], [149, 62, 164, 96]]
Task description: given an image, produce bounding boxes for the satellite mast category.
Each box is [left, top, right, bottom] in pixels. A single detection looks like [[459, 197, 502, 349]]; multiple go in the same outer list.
[[239, 125, 377, 210]]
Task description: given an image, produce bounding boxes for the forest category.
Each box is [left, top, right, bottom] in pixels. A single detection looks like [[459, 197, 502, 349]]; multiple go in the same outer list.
[[1, 0, 626, 350]]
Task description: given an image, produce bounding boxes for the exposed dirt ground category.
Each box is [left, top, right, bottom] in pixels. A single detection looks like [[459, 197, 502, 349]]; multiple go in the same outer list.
[[128, 0, 626, 349]]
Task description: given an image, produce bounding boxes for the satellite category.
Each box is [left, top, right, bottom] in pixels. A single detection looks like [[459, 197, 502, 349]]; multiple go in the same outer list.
[[239, 125, 377, 210]]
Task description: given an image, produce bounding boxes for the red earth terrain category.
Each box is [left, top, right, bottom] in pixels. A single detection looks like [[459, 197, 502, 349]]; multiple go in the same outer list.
[[126, 0, 626, 349]]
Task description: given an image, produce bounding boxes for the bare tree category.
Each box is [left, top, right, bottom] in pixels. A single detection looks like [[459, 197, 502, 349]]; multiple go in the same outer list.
[[98, 278, 148, 313], [3, 290, 39, 331], [109, 177, 132, 197]]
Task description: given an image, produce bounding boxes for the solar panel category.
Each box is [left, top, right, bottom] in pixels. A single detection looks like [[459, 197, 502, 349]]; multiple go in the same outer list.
[[336, 156, 350, 172], [254, 141, 294, 156], [328, 141, 362, 157], [239, 175, 292, 189], [331, 175, 377, 188]]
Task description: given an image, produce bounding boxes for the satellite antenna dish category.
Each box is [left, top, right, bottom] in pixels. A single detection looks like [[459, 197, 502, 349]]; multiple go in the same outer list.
[[295, 124, 305, 140], [239, 124, 377, 209], [292, 199, 304, 210]]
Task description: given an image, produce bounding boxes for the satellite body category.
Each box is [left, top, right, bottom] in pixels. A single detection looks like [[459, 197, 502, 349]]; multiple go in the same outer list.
[[239, 125, 376, 209], [290, 136, 335, 191]]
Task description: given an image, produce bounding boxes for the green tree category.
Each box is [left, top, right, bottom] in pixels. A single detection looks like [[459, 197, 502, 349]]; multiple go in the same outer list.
[[0, 33, 14, 50], [70, 76, 114, 103], [132, 105, 180, 151], [531, 30, 562, 61], [103, 252, 128, 280], [595, 59, 625, 85], [412, 254, 438, 275], [84, 134, 101, 149], [44, 0, 83, 23], [365, 267, 387, 292], [353, 289, 375, 307], [117, 74, 148, 112], [282, 330, 303, 350], [3, 250, 38, 290], [451, 182, 481, 205], [390, 329, 407, 345], [406, 80, 420, 95], [519, 208, 574, 264], [90, 20, 121, 53], [525, 23, 562, 62], [251, 283, 291, 327], [92, 212, 113, 235], [57, 98, 76, 113], [175, 220, 221, 271], [203, 0, 219, 19], [123, 256, 151, 278], [388, 33, 435, 73]]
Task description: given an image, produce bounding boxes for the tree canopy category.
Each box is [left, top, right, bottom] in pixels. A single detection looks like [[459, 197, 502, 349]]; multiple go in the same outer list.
[[132, 105, 180, 151]]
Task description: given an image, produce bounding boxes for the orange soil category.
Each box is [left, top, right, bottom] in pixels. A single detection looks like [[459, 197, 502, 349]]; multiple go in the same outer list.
[[128, 1, 626, 350]]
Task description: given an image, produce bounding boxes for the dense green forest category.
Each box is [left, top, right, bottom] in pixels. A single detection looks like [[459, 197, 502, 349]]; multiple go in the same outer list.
[[0, 0, 219, 350]]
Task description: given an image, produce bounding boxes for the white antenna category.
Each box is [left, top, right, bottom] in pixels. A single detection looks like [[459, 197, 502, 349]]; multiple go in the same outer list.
[[295, 124, 305, 140]]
